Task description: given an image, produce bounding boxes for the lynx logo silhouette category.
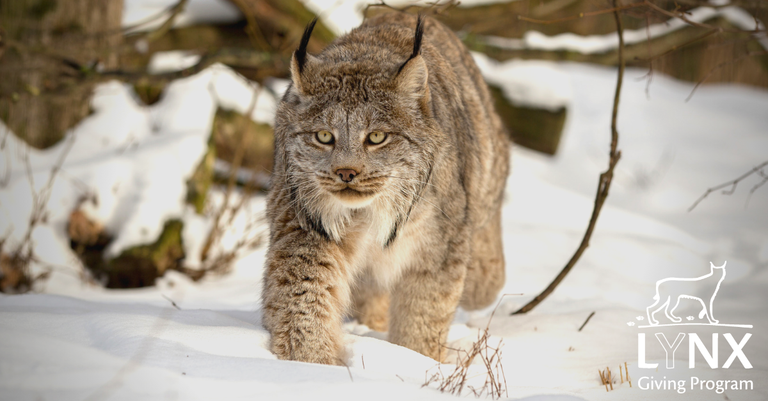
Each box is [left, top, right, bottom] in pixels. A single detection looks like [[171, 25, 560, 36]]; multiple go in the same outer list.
[[645, 261, 729, 326], [633, 261, 754, 395]]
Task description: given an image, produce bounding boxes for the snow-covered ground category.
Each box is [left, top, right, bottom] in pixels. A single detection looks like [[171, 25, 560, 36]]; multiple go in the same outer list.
[[2, 3, 767, 399], [2, 59, 765, 401]]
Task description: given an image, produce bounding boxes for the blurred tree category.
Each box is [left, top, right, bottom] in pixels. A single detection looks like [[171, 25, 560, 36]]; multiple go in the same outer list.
[[0, 0, 124, 148]]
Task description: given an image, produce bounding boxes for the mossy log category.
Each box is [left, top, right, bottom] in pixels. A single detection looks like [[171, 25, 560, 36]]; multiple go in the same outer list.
[[73, 219, 185, 289], [212, 108, 274, 179]]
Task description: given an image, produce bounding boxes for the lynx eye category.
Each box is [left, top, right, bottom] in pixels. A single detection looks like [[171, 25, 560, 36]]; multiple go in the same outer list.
[[316, 130, 334, 144], [367, 131, 387, 145]]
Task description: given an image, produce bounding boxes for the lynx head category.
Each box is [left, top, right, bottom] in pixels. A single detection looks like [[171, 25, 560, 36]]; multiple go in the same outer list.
[[710, 261, 727, 270], [274, 16, 438, 245]]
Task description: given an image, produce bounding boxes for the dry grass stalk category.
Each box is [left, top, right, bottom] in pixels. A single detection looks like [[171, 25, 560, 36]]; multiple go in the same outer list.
[[607, 367, 613, 390], [599, 362, 632, 391], [598, 366, 614, 391], [193, 83, 267, 277], [598, 369, 608, 392], [423, 330, 507, 399], [1, 136, 75, 292], [619, 364, 623, 383], [423, 297, 510, 399], [625, 362, 632, 388]]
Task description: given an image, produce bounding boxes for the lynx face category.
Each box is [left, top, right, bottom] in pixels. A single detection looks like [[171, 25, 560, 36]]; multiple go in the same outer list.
[[277, 49, 436, 243], [286, 101, 426, 208]]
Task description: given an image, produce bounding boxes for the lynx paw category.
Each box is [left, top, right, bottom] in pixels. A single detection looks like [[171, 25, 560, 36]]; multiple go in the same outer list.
[[270, 335, 343, 365]]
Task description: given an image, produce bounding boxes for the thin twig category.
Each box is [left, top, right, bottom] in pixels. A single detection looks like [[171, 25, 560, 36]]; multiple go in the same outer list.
[[745, 170, 768, 208], [425, 294, 514, 399], [635, 29, 719, 64], [144, 0, 189, 43], [123, 1, 185, 33], [578, 311, 596, 332], [685, 51, 767, 102], [642, 0, 764, 34], [517, 3, 645, 25], [162, 294, 181, 310], [513, 0, 624, 315], [199, 84, 260, 263], [689, 160, 768, 211], [2, 134, 75, 293]]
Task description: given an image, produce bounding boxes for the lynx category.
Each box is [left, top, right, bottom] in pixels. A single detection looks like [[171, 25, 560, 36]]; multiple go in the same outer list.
[[262, 12, 510, 364]]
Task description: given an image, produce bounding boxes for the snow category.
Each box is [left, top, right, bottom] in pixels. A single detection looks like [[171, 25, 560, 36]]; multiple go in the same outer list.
[[147, 50, 202, 74], [480, 6, 768, 54], [123, 0, 241, 32], [3, 9, 768, 401], [473, 52, 572, 111]]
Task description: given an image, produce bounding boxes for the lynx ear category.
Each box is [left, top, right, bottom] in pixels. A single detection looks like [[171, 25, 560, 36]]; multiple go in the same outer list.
[[290, 18, 319, 96], [395, 15, 430, 104], [396, 55, 428, 100]]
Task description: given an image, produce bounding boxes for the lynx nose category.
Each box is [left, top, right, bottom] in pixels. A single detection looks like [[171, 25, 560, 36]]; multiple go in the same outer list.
[[336, 169, 358, 183]]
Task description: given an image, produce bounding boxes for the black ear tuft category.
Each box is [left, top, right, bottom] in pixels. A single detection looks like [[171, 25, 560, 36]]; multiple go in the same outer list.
[[295, 17, 318, 74], [411, 15, 425, 60], [399, 15, 425, 73]]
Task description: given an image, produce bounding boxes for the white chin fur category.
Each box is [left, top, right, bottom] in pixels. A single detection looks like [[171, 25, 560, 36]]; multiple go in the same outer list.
[[334, 193, 376, 209]]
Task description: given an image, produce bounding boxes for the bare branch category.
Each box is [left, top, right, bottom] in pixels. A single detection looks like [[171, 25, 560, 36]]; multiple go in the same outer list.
[[635, 29, 719, 64], [513, 0, 624, 315], [642, 0, 764, 34], [746, 170, 768, 208], [517, 3, 645, 25], [144, 0, 190, 44], [123, 0, 185, 34], [689, 160, 768, 211]]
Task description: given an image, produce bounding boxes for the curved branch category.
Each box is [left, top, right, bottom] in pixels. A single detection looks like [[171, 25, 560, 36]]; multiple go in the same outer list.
[[512, 0, 625, 315]]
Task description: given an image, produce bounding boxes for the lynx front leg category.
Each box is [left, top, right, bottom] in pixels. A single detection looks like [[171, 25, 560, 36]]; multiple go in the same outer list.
[[389, 238, 469, 362], [262, 232, 351, 365], [351, 272, 390, 332]]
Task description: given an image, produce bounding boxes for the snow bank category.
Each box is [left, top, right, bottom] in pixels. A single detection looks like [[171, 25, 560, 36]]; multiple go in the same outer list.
[[480, 6, 768, 54], [473, 52, 572, 111]]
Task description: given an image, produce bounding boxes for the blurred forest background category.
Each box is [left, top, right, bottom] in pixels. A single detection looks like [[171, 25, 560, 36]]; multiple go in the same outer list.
[[0, 0, 766, 292]]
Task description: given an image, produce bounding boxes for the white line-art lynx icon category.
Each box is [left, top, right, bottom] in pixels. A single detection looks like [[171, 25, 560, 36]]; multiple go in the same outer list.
[[646, 261, 727, 326]]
